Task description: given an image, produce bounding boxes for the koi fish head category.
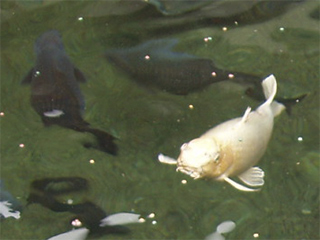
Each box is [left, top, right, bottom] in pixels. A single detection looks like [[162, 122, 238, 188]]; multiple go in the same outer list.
[[177, 138, 220, 179]]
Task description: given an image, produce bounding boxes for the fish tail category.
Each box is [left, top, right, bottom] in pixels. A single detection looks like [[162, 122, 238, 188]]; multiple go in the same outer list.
[[84, 128, 118, 155], [277, 93, 307, 115], [262, 74, 277, 104], [261, 74, 285, 117]]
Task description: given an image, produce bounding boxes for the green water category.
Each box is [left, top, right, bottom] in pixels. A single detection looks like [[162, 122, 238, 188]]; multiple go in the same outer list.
[[1, 1, 319, 239]]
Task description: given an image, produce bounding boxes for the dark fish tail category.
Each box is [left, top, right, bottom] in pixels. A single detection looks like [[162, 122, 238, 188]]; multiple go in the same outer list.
[[276, 93, 308, 115], [77, 127, 118, 155]]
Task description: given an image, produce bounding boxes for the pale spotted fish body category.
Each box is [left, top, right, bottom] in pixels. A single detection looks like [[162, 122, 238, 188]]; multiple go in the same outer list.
[[158, 75, 285, 191]]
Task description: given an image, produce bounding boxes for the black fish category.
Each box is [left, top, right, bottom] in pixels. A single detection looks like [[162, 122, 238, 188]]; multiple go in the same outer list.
[[22, 30, 117, 155], [105, 38, 261, 95], [27, 177, 129, 236]]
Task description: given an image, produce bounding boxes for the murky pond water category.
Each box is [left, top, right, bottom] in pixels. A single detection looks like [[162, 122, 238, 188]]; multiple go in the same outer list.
[[1, 1, 319, 239]]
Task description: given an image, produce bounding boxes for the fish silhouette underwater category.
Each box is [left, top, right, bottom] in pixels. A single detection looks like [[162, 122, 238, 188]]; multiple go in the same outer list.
[[22, 30, 117, 155], [158, 74, 285, 192], [27, 177, 141, 238], [105, 38, 261, 95]]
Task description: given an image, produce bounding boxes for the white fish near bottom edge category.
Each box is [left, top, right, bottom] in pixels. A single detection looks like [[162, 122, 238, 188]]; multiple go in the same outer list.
[[0, 201, 20, 219], [205, 221, 236, 240], [47, 228, 89, 240], [100, 213, 141, 226], [159, 75, 285, 191]]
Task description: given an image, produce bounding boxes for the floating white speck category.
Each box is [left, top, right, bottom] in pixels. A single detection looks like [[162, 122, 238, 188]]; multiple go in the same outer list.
[[144, 55, 150, 60], [253, 232, 259, 238], [89, 159, 95, 164], [47, 228, 89, 240], [78, 17, 84, 21], [181, 179, 187, 184], [279, 27, 285, 31], [228, 73, 234, 79], [147, 213, 155, 218], [211, 72, 217, 77], [0, 112, 4, 116], [297, 136, 303, 142], [19, 143, 25, 148], [189, 104, 194, 110], [100, 213, 141, 227], [222, 27, 228, 31], [71, 218, 82, 227]]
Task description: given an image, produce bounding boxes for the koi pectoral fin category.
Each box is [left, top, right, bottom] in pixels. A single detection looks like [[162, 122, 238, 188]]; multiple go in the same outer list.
[[238, 167, 265, 187], [158, 153, 177, 165], [224, 177, 261, 192]]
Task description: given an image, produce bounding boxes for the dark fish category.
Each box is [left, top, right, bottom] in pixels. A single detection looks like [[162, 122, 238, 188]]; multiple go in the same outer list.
[[22, 30, 117, 155], [105, 38, 261, 95], [27, 177, 129, 236]]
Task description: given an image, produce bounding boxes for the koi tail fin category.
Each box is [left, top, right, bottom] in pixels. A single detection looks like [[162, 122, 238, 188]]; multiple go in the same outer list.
[[261, 74, 285, 117], [84, 128, 118, 155]]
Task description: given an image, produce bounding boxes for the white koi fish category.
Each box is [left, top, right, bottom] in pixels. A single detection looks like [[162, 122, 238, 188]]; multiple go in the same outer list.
[[158, 74, 285, 191]]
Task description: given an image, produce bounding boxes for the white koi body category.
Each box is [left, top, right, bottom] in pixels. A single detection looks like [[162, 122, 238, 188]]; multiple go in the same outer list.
[[158, 75, 285, 191]]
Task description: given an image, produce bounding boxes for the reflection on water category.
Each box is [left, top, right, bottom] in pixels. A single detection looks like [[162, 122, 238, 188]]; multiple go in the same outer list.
[[1, 0, 319, 239]]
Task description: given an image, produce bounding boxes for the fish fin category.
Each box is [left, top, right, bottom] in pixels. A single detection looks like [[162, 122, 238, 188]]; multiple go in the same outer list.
[[224, 177, 261, 192], [74, 67, 87, 83], [239, 107, 251, 125], [259, 74, 285, 115], [100, 213, 141, 226], [83, 128, 118, 155], [43, 109, 65, 118], [277, 93, 307, 115], [21, 68, 34, 85], [238, 167, 265, 187], [158, 153, 177, 165], [262, 74, 277, 104]]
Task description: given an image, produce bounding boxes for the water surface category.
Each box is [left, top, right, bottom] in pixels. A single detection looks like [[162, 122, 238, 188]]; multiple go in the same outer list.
[[1, 1, 319, 239]]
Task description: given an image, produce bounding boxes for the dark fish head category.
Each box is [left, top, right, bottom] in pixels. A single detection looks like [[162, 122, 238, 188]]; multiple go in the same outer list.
[[35, 30, 64, 55]]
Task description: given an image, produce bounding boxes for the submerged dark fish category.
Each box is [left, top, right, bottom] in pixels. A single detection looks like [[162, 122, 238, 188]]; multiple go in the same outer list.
[[105, 38, 260, 95], [22, 30, 117, 155], [27, 177, 130, 236]]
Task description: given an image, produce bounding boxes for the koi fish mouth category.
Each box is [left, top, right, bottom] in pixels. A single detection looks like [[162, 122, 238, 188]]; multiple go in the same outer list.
[[176, 166, 202, 179]]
